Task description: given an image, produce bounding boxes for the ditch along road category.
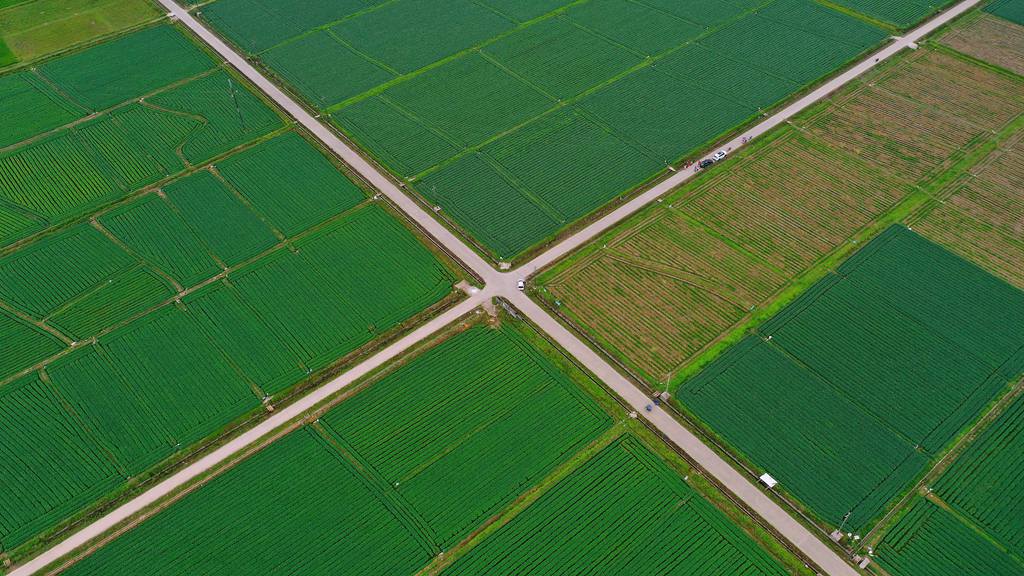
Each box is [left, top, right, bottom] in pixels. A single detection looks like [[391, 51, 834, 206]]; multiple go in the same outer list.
[[11, 1, 980, 575]]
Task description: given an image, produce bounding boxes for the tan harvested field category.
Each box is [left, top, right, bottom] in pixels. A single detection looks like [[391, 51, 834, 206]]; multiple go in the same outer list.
[[545, 211, 787, 381], [806, 50, 1024, 184], [542, 47, 1024, 384], [941, 13, 1024, 76], [913, 135, 1024, 288], [683, 134, 907, 272]]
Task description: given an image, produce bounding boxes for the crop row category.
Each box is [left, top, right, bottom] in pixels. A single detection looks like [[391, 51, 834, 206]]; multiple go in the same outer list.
[[0, 28, 285, 248], [876, 499, 1023, 576], [48, 322, 790, 575], [934, 393, 1024, 558], [61, 428, 432, 575]]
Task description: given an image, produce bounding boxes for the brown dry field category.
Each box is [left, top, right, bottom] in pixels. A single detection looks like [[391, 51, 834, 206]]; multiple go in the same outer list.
[[543, 47, 1024, 384], [941, 13, 1024, 77], [913, 134, 1024, 288], [806, 49, 1024, 184]]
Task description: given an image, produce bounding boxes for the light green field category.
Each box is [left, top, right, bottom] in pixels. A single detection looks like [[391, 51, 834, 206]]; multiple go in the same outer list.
[[0, 0, 159, 66]]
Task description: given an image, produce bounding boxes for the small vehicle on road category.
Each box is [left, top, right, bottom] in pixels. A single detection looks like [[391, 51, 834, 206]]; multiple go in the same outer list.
[[698, 159, 715, 169], [712, 150, 727, 162], [517, 279, 525, 291]]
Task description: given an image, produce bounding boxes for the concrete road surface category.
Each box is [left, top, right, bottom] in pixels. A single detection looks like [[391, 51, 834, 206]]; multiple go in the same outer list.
[[9, 1, 980, 574]]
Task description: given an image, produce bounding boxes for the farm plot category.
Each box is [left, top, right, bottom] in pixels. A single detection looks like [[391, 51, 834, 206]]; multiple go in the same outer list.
[[542, 130, 909, 382], [441, 436, 788, 576], [37, 24, 212, 111], [677, 226, 1024, 532], [0, 25, 286, 248], [0, 202, 457, 551], [200, 0, 888, 258], [941, 12, 1024, 76], [221, 205, 455, 375], [328, 0, 514, 74], [0, 0, 159, 65], [261, 30, 394, 108], [0, 71, 85, 148], [804, 48, 1024, 184], [565, 0, 703, 56], [0, 223, 175, 342], [200, 0, 369, 52], [911, 134, 1024, 288], [988, 0, 1024, 25], [57, 321, 613, 574], [0, 374, 124, 552], [875, 499, 1024, 576], [824, 0, 951, 28], [320, 324, 611, 549], [932, 392, 1024, 558], [481, 17, 641, 100], [61, 428, 433, 576]]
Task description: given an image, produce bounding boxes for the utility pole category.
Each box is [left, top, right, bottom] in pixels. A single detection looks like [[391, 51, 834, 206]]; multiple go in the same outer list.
[[227, 76, 246, 132]]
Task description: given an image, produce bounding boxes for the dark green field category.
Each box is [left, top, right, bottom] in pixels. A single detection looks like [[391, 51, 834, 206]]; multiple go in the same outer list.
[[678, 226, 1024, 532]]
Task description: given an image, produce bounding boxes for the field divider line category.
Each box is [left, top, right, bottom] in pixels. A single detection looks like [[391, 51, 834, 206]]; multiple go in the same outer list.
[[8, 296, 486, 576]]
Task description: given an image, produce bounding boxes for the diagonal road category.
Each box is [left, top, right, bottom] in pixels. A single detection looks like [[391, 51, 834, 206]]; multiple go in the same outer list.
[[10, 1, 980, 574]]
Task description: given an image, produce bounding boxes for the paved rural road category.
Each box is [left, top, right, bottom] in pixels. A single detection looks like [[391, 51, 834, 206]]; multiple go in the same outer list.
[[10, 1, 980, 574]]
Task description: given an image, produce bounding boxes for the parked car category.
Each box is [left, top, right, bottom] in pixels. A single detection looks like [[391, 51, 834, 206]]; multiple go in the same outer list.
[[712, 150, 727, 162], [698, 159, 715, 169], [517, 279, 525, 291]]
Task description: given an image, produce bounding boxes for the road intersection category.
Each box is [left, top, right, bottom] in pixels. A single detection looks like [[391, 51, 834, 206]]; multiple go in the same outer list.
[[10, 1, 981, 574]]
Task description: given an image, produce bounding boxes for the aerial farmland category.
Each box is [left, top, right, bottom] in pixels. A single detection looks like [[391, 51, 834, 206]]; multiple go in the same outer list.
[[1, 0, 1022, 575]]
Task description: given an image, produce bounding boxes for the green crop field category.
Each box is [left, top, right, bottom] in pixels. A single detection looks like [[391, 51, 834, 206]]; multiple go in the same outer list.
[[55, 322, 612, 573], [0, 24, 289, 248], [0, 0, 159, 66], [875, 499, 1024, 575], [442, 436, 788, 575], [198, 0, 890, 259], [54, 319, 795, 575], [0, 202, 457, 551], [0, 23, 461, 554], [318, 324, 611, 549], [825, 0, 953, 27], [61, 428, 434, 575], [933, 393, 1024, 558], [678, 226, 1024, 533], [988, 0, 1024, 25]]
